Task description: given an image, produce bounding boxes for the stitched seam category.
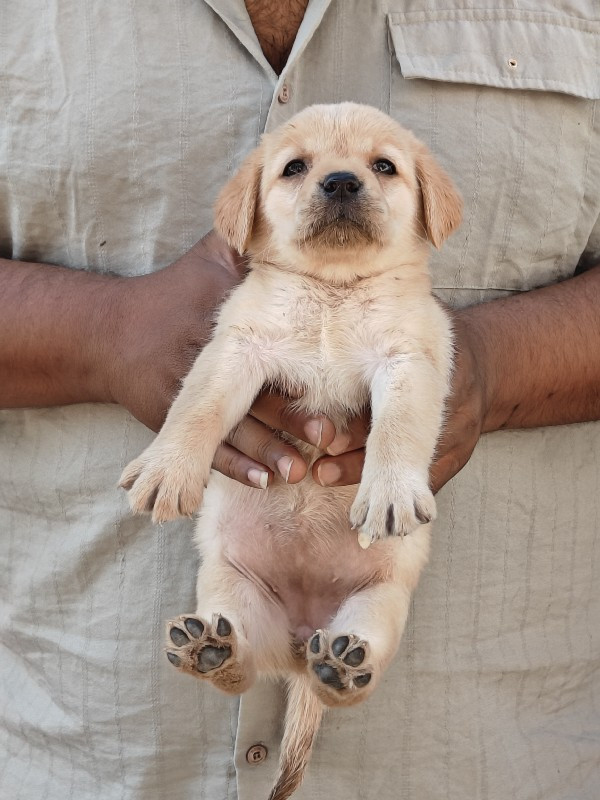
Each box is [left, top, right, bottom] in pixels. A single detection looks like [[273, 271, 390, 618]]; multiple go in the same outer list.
[[555, 97, 597, 280], [389, 10, 600, 34], [492, 93, 526, 285], [176, 1, 192, 252], [529, 104, 565, 273], [432, 285, 526, 292], [400, 70, 597, 96], [128, 0, 149, 271], [450, 87, 482, 301]]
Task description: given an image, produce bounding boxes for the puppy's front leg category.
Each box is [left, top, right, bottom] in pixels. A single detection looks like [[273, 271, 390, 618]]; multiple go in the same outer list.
[[350, 353, 447, 546], [120, 331, 272, 523]]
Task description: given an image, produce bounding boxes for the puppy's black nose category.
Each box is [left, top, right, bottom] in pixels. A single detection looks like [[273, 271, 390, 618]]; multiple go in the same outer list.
[[321, 171, 362, 199]]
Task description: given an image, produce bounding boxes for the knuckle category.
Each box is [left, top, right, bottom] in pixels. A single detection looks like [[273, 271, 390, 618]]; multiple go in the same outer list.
[[276, 403, 299, 433], [213, 447, 239, 479], [462, 410, 481, 437], [226, 420, 245, 448], [254, 435, 279, 465]]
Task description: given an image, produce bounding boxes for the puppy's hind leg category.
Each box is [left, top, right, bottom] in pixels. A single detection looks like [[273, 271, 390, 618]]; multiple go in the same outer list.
[[308, 527, 430, 707], [166, 557, 290, 695]]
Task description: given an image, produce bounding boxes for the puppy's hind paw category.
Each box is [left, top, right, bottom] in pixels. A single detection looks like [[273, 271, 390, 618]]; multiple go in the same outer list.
[[307, 630, 373, 707], [167, 614, 233, 674], [166, 614, 255, 694]]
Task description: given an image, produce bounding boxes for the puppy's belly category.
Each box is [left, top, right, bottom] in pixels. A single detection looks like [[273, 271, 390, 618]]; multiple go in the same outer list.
[[197, 474, 394, 640]]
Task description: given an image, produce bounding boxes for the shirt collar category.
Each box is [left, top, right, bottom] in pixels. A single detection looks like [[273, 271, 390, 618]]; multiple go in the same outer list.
[[202, 0, 334, 82]]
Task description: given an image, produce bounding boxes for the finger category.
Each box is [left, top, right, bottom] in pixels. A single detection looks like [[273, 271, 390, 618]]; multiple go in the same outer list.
[[250, 392, 337, 450], [212, 443, 274, 489], [430, 447, 473, 494], [312, 448, 365, 487], [226, 415, 308, 484], [252, 391, 370, 456], [324, 413, 370, 456]]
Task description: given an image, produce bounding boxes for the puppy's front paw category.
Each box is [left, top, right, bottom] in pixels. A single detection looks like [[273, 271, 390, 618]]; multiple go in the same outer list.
[[350, 466, 436, 548], [119, 443, 210, 523]]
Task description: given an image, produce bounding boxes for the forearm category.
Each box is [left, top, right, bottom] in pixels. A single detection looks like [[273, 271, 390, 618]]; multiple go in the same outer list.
[[460, 264, 600, 432], [0, 257, 120, 408]]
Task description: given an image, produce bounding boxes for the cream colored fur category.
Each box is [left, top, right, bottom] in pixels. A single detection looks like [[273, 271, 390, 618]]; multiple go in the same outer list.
[[120, 103, 462, 800]]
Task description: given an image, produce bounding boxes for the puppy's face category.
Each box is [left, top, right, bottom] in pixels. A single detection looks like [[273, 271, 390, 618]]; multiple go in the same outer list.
[[215, 103, 462, 283], [262, 107, 417, 256]]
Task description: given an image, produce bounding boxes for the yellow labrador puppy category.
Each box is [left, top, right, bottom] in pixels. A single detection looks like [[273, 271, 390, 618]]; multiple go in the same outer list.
[[120, 103, 461, 800]]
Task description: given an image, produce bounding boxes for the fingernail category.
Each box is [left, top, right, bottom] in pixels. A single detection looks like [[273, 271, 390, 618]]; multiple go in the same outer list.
[[317, 461, 342, 486], [277, 456, 294, 483], [247, 468, 268, 489], [304, 419, 323, 448], [326, 432, 351, 456]]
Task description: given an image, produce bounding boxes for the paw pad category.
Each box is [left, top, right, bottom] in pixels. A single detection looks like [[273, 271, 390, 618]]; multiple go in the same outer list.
[[307, 630, 372, 695], [165, 614, 234, 676]]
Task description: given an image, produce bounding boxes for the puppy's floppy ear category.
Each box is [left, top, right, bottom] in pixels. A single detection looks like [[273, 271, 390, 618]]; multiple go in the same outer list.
[[214, 146, 263, 254], [415, 145, 463, 249]]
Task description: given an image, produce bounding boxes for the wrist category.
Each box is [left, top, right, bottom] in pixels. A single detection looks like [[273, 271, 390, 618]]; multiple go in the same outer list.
[[180, 230, 247, 280], [448, 268, 600, 436], [85, 274, 129, 406], [453, 305, 502, 434], [0, 258, 128, 409]]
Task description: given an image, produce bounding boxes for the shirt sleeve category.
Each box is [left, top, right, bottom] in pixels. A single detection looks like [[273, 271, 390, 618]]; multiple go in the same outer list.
[[576, 212, 600, 274]]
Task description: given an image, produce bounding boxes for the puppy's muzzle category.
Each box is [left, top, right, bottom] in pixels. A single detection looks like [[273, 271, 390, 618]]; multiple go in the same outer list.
[[321, 171, 362, 201], [298, 170, 384, 250]]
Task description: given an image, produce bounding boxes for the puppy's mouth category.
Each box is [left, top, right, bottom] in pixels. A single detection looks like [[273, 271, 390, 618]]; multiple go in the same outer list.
[[297, 200, 384, 249]]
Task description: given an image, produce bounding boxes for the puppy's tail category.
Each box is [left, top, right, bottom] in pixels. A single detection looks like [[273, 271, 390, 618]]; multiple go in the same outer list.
[[268, 675, 324, 800]]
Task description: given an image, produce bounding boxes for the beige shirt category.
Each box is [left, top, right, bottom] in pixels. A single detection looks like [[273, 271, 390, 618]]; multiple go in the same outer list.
[[1, 2, 599, 798]]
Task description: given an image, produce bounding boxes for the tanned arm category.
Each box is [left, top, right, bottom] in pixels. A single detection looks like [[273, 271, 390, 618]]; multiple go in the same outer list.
[[465, 264, 600, 432], [0, 234, 248, 429], [0, 258, 121, 409]]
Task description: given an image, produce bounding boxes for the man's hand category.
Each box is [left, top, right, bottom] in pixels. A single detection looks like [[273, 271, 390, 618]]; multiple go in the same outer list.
[[106, 231, 245, 431], [428, 313, 486, 493], [218, 392, 368, 489]]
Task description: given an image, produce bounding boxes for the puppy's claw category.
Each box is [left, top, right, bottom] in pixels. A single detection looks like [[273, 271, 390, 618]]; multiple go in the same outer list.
[[357, 531, 372, 550], [414, 501, 433, 525], [118, 460, 142, 491], [385, 504, 395, 535]]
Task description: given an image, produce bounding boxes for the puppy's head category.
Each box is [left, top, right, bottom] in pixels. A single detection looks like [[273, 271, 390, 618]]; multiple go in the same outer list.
[[215, 103, 462, 282]]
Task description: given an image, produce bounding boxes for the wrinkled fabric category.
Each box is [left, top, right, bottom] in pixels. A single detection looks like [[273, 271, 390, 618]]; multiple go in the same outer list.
[[1, 1, 599, 799]]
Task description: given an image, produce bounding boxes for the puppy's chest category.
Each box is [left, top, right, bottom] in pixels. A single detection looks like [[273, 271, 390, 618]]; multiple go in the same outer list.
[[274, 290, 383, 409]]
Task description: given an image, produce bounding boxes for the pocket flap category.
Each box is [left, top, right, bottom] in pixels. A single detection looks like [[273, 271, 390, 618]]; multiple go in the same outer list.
[[388, 10, 600, 100]]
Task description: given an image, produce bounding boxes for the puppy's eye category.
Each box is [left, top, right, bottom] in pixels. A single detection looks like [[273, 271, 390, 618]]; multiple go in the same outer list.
[[372, 159, 396, 175], [282, 159, 307, 177]]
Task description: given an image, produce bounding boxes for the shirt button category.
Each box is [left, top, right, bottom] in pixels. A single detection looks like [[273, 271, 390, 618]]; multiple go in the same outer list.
[[278, 84, 290, 104], [246, 744, 268, 765]]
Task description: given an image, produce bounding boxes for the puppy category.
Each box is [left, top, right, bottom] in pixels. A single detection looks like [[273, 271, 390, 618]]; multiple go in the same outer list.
[[120, 103, 461, 800]]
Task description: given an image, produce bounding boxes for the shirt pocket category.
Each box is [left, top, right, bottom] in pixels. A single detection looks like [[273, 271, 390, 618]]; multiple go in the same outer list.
[[386, 9, 600, 302]]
